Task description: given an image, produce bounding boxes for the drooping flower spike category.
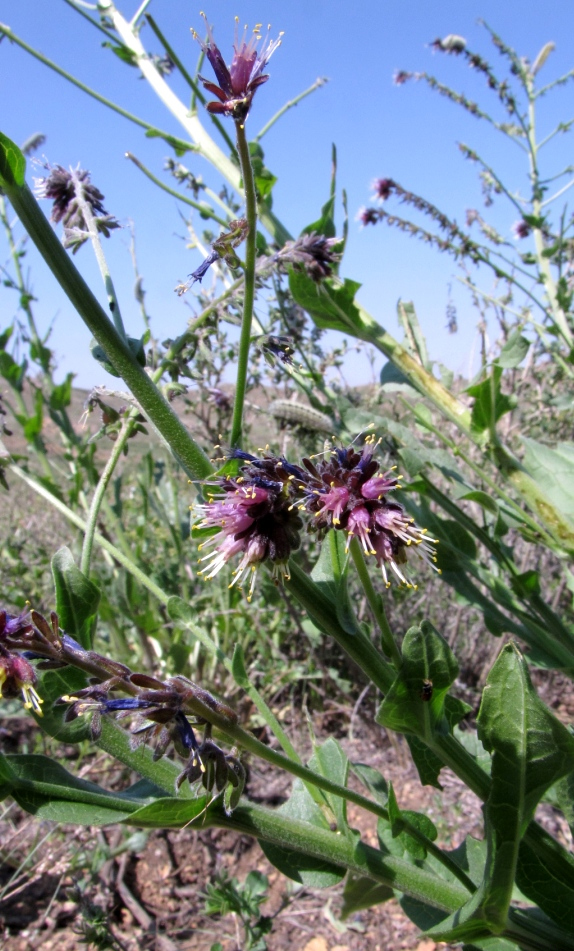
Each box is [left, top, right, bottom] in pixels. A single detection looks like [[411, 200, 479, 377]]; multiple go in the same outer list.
[[193, 14, 283, 122]]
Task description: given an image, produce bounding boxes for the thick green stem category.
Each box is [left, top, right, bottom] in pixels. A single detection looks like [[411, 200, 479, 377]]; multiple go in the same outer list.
[[229, 122, 258, 447], [217, 801, 470, 913], [3, 180, 212, 482]]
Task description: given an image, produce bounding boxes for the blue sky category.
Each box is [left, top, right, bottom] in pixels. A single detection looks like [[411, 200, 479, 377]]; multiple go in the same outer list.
[[1, 0, 573, 388]]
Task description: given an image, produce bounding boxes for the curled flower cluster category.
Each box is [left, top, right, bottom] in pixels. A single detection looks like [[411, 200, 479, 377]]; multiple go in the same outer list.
[[1, 608, 245, 807], [194, 439, 439, 595]]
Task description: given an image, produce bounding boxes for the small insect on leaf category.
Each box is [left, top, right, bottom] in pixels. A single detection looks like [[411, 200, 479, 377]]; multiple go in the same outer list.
[[420, 679, 433, 702]]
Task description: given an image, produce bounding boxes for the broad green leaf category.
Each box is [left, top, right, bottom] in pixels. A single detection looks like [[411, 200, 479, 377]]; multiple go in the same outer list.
[[3, 753, 142, 825], [497, 331, 530, 368], [259, 778, 345, 887], [126, 796, 211, 828], [386, 782, 437, 860], [309, 737, 349, 832], [521, 438, 574, 529], [380, 359, 416, 393], [49, 373, 74, 411], [459, 490, 499, 515], [553, 770, 574, 836], [350, 762, 388, 805], [0, 131, 26, 189], [341, 874, 393, 918], [289, 270, 362, 335], [515, 832, 574, 933], [376, 621, 459, 740], [248, 142, 277, 203], [466, 366, 515, 436], [429, 643, 574, 939], [52, 546, 100, 649], [406, 735, 445, 789]]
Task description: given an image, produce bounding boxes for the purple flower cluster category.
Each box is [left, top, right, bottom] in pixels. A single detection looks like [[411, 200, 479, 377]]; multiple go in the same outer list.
[[194, 439, 439, 596]]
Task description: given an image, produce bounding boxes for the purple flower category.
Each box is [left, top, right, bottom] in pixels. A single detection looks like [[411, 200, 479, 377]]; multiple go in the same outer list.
[[512, 219, 531, 240], [276, 232, 341, 282], [372, 178, 395, 201], [0, 647, 43, 715], [357, 207, 379, 226], [193, 14, 283, 122], [299, 439, 439, 588], [194, 456, 303, 600]]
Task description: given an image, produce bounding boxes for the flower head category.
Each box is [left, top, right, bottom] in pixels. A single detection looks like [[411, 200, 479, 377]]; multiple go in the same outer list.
[[0, 647, 43, 715], [512, 219, 531, 240], [276, 232, 341, 282], [35, 163, 120, 252], [299, 437, 439, 588], [193, 14, 283, 122], [194, 451, 304, 600], [372, 178, 395, 201]]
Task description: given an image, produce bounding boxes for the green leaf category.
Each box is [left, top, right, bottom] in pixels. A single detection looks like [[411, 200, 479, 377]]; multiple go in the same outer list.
[[497, 331, 530, 369], [521, 438, 574, 529], [341, 874, 393, 918], [289, 270, 362, 335], [90, 334, 146, 377], [376, 621, 459, 741], [49, 373, 74, 411], [308, 737, 349, 832], [397, 300, 430, 369], [553, 770, 574, 836], [458, 490, 499, 515], [52, 547, 100, 649], [259, 779, 345, 887], [311, 530, 359, 635], [2, 753, 142, 825], [125, 796, 211, 828], [379, 360, 417, 393], [350, 762, 388, 805], [466, 366, 515, 436], [406, 736, 445, 789], [231, 643, 249, 688], [515, 833, 574, 933], [0, 131, 26, 189], [472, 644, 574, 930], [386, 782, 437, 860], [248, 141, 277, 202]]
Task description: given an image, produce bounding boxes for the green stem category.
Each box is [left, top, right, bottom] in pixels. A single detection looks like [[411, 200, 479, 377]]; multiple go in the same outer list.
[[349, 536, 402, 667], [80, 417, 135, 577], [216, 801, 470, 913], [3, 180, 212, 482], [229, 122, 258, 447]]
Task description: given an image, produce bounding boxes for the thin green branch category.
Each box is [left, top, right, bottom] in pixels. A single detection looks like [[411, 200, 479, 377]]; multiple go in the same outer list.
[[229, 122, 257, 447], [125, 152, 229, 227], [0, 23, 193, 157], [254, 77, 328, 142]]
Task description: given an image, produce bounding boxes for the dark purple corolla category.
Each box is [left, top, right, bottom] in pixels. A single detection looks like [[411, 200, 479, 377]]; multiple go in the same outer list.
[[193, 14, 283, 122]]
